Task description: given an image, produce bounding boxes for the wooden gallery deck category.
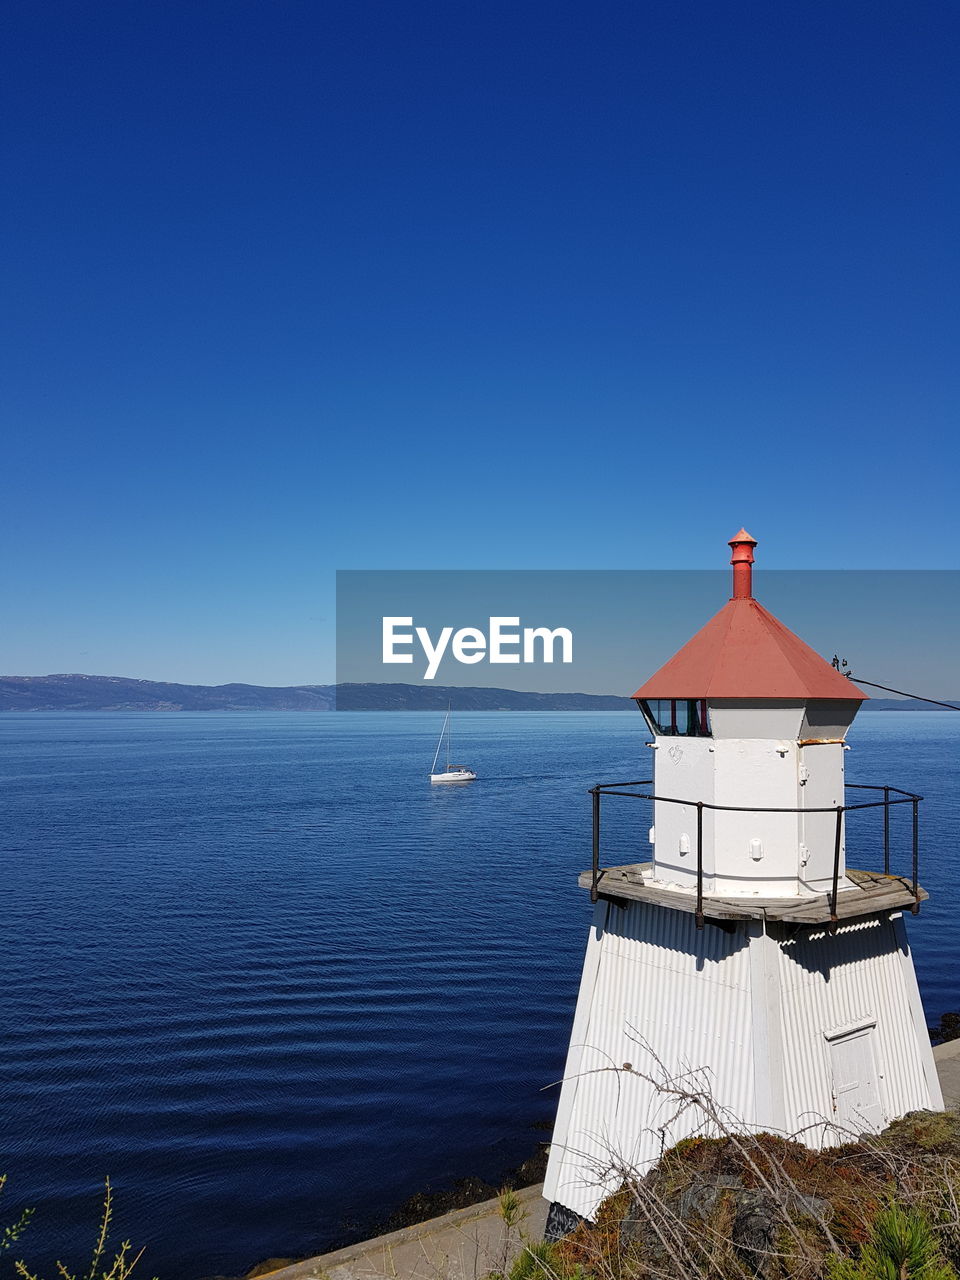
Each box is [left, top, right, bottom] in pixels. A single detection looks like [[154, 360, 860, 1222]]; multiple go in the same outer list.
[[579, 863, 926, 924]]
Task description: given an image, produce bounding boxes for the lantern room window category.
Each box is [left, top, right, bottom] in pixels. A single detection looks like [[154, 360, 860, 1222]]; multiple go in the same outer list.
[[637, 698, 712, 737]]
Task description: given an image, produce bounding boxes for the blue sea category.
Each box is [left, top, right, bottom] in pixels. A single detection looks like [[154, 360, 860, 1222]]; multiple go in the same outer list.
[[1, 711, 957, 1277]]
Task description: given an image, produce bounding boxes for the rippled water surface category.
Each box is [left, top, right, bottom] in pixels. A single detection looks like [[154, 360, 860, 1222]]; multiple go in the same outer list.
[[1, 711, 957, 1277]]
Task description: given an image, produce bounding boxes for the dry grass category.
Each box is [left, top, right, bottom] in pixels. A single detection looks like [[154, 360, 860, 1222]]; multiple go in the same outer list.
[[541, 1058, 960, 1280]]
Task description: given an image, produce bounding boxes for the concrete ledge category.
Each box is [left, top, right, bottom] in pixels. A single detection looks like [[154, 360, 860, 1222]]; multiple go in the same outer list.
[[260, 1183, 547, 1280], [933, 1038, 960, 1063], [934, 1037, 960, 1109]]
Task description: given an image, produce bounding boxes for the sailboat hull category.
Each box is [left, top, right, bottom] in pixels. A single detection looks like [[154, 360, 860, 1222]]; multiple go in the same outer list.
[[429, 769, 477, 783]]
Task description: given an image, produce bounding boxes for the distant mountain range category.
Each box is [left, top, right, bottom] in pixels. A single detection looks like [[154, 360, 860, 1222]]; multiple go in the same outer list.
[[0, 674, 954, 713], [0, 675, 632, 712], [0, 674, 336, 712], [334, 683, 635, 710]]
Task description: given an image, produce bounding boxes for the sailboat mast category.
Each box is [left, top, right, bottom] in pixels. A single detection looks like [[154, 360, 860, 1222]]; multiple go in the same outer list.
[[430, 708, 449, 775]]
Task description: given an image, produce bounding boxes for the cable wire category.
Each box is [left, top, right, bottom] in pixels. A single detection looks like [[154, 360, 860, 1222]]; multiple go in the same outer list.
[[845, 675, 960, 712]]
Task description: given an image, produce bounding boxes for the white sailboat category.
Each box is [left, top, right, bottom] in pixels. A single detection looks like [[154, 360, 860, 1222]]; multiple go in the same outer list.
[[429, 706, 477, 783]]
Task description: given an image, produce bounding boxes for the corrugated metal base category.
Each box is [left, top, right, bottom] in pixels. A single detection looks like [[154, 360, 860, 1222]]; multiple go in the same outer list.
[[543, 900, 940, 1223]]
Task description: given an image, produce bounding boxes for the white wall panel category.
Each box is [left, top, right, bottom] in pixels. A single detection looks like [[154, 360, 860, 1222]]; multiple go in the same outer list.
[[546, 902, 755, 1221]]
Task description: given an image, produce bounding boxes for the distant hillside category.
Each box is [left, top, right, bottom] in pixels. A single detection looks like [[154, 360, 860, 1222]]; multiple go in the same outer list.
[[335, 688, 956, 712], [334, 683, 636, 710], [0, 675, 635, 712], [0, 675, 954, 713], [0, 674, 335, 712]]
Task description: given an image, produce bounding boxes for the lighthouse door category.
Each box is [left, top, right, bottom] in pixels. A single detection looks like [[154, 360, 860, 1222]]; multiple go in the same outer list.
[[828, 1026, 884, 1133]]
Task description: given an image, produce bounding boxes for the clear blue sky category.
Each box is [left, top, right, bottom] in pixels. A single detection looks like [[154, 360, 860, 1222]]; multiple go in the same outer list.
[[3, 1, 958, 685]]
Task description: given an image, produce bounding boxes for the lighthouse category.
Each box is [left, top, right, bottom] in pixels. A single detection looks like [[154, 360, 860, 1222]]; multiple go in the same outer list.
[[543, 532, 942, 1235]]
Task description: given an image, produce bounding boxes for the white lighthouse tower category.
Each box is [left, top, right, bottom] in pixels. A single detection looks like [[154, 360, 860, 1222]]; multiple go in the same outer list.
[[543, 531, 942, 1235]]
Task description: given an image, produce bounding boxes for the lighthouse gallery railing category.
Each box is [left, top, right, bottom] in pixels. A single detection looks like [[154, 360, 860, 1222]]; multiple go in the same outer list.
[[588, 781, 922, 928]]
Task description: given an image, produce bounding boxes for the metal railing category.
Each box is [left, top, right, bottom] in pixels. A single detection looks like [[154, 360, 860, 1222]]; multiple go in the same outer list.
[[588, 779, 922, 928]]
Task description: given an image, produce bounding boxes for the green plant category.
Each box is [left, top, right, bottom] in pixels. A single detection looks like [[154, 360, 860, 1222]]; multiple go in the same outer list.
[[482, 1185, 533, 1280], [498, 1187, 527, 1233], [508, 1239, 564, 1280], [10, 1177, 154, 1280], [824, 1203, 956, 1280], [1, 1175, 35, 1252]]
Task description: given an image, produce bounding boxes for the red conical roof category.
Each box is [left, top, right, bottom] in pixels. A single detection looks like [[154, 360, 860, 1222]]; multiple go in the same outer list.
[[633, 532, 867, 702]]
